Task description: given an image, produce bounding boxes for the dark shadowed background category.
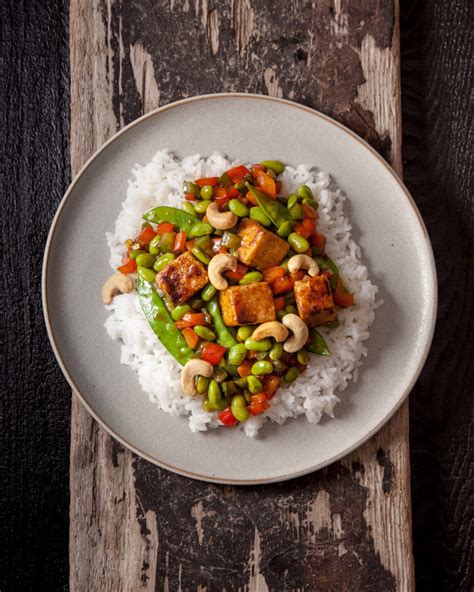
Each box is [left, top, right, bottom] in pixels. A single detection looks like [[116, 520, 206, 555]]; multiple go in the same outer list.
[[1, 0, 472, 590]]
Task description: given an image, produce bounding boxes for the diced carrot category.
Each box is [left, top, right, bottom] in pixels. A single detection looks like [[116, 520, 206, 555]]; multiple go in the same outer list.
[[117, 257, 137, 275], [294, 222, 312, 239], [271, 275, 294, 295], [237, 360, 253, 377], [252, 167, 277, 198], [185, 239, 196, 251], [184, 192, 197, 201], [290, 270, 305, 282], [225, 263, 248, 281], [245, 190, 258, 206], [195, 177, 219, 187], [248, 400, 270, 416], [182, 327, 199, 349], [173, 231, 187, 253], [273, 297, 285, 312], [333, 277, 354, 308], [262, 374, 280, 397], [175, 313, 207, 329], [212, 186, 228, 199], [263, 266, 286, 283], [156, 222, 175, 235], [302, 218, 316, 234], [302, 203, 318, 219], [250, 393, 270, 405], [246, 350, 259, 360]]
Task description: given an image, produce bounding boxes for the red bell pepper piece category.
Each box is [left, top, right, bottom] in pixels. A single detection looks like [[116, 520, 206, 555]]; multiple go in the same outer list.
[[273, 297, 285, 312], [181, 327, 199, 349], [195, 177, 219, 187], [156, 222, 175, 235], [117, 257, 137, 275], [173, 231, 187, 253], [271, 275, 294, 295], [311, 231, 326, 255], [184, 192, 197, 201], [137, 226, 157, 245], [226, 165, 250, 184], [218, 408, 239, 426], [262, 374, 280, 397], [226, 187, 240, 199], [174, 312, 207, 329], [263, 266, 286, 283], [333, 278, 354, 308], [201, 342, 227, 365]]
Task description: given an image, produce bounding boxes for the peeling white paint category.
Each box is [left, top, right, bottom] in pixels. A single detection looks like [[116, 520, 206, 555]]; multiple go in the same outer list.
[[129, 43, 161, 114], [307, 489, 332, 535], [191, 500, 205, 545], [231, 0, 255, 56], [247, 528, 269, 591], [330, 0, 349, 39], [263, 66, 283, 98], [207, 9, 220, 55]]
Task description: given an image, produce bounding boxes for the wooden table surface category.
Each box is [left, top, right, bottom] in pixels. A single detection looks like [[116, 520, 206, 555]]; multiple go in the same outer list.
[[2, 0, 473, 591], [70, 1, 412, 590]]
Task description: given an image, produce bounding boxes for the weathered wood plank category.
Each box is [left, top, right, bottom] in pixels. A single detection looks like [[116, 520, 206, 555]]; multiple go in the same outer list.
[[70, 1, 413, 590]]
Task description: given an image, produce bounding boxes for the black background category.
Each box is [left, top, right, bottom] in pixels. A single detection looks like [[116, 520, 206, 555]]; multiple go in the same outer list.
[[1, 0, 472, 590]]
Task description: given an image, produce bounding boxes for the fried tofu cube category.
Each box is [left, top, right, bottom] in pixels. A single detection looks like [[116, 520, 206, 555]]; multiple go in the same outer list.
[[294, 275, 337, 326], [237, 219, 289, 271], [156, 251, 208, 305], [219, 282, 276, 326]]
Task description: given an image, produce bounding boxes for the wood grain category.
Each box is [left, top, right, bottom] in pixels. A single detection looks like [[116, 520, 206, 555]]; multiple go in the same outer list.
[[69, 1, 413, 590]]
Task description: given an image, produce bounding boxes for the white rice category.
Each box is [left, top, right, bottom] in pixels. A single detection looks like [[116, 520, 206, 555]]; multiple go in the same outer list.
[[104, 151, 379, 437]]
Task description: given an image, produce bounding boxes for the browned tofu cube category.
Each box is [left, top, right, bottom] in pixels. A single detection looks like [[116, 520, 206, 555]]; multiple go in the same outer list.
[[219, 282, 276, 326], [294, 275, 337, 326], [237, 219, 289, 271], [156, 251, 208, 305]]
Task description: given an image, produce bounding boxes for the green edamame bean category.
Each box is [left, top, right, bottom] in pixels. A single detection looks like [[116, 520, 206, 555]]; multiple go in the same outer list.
[[137, 266, 157, 283], [171, 304, 191, 321], [285, 367, 300, 383], [160, 232, 176, 253], [135, 253, 156, 268], [326, 319, 340, 329], [302, 197, 319, 209], [212, 367, 228, 383], [288, 232, 310, 253], [239, 271, 263, 285], [196, 375, 210, 395], [192, 246, 211, 265], [289, 203, 304, 220], [189, 221, 213, 237], [284, 292, 296, 305], [243, 390, 251, 404], [271, 359, 288, 373], [280, 258, 290, 273], [200, 185, 214, 200], [269, 342, 283, 361], [231, 394, 250, 422], [190, 297, 205, 310], [245, 338, 272, 352], [247, 375, 262, 394], [251, 360, 273, 375], [234, 376, 249, 389], [148, 235, 162, 255], [203, 398, 226, 412], [285, 304, 297, 314], [297, 349, 309, 365], [297, 184, 313, 201], [277, 221, 293, 238], [153, 253, 175, 272], [208, 379, 222, 406], [237, 326, 254, 342], [255, 351, 268, 360], [184, 181, 201, 198], [260, 160, 285, 175], [182, 201, 196, 216], [277, 310, 286, 320], [194, 200, 212, 214], [287, 193, 298, 209], [221, 231, 242, 249], [194, 325, 216, 341], [228, 344, 248, 366], [201, 283, 217, 301], [250, 206, 272, 227], [221, 380, 238, 397], [229, 199, 249, 218], [129, 248, 146, 260]]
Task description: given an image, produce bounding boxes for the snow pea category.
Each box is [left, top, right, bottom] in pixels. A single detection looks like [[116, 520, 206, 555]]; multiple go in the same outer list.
[[206, 298, 237, 348], [314, 255, 339, 290], [246, 184, 291, 231], [136, 275, 194, 365], [143, 206, 197, 232], [306, 329, 331, 356]]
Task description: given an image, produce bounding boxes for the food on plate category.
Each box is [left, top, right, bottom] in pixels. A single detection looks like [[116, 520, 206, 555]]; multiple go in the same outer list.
[[104, 151, 379, 436]]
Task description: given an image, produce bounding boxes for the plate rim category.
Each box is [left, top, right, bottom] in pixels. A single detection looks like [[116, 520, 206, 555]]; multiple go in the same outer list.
[[42, 92, 438, 485]]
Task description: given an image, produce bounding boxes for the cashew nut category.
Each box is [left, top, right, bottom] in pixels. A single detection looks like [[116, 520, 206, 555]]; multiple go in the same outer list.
[[251, 321, 289, 342], [181, 359, 214, 396], [101, 273, 134, 305], [208, 253, 238, 290], [282, 314, 309, 353], [206, 202, 238, 230], [288, 254, 319, 277]]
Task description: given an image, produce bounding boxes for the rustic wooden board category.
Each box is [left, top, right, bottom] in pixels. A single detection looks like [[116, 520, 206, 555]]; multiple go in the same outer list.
[[69, 1, 414, 590]]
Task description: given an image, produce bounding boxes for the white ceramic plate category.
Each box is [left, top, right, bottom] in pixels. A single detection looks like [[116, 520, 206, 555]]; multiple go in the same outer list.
[[42, 94, 437, 484]]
